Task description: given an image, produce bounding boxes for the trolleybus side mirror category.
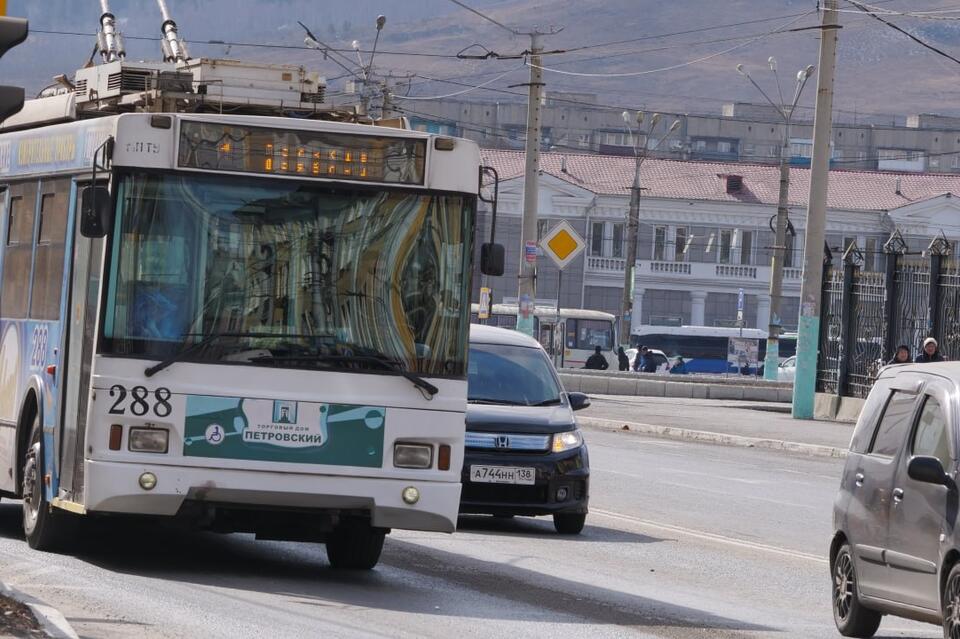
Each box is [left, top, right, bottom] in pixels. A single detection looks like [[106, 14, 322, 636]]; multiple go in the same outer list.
[[80, 186, 111, 238], [480, 242, 505, 276]]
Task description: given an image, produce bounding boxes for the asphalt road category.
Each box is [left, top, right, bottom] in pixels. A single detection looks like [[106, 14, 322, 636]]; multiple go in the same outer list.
[[0, 428, 939, 639]]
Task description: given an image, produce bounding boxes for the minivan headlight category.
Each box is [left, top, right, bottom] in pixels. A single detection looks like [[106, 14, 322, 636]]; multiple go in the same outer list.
[[552, 429, 583, 453]]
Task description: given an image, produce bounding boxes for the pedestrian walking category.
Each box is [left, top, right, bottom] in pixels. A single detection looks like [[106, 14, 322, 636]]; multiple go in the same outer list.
[[632, 345, 646, 372], [886, 344, 911, 366], [915, 337, 946, 363], [617, 346, 630, 372], [584, 345, 609, 370]]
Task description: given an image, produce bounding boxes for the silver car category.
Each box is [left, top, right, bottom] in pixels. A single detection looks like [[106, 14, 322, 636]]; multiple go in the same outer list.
[[831, 362, 959, 637]]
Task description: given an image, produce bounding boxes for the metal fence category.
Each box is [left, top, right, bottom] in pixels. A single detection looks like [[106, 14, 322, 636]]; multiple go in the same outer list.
[[816, 232, 953, 399]]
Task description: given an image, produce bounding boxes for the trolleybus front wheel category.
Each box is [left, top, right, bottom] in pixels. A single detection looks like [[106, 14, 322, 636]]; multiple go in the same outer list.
[[325, 521, 386, 570], [22, 415, 73, 551]]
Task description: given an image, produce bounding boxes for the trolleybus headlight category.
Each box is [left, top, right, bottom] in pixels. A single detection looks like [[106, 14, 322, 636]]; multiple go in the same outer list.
[[394, 443, 433, 469], [128, 428, 169, 454], [402, 486, 420, 505], [138, 472, 158, 491]]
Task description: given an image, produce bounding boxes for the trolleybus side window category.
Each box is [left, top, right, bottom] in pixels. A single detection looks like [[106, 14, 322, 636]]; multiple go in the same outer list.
[[30, 179, 70, 320], [1, 182, 37, 319]]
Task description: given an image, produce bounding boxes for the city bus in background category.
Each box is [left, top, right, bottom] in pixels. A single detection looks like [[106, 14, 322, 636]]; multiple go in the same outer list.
[[0, 30, 503, 569], [630, 325, 769, 374], [470, 303, 616, 368]]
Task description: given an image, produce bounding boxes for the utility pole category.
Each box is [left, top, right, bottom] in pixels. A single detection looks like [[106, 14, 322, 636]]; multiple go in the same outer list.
[[793, 0, 840, 419], [516, 31, 547, 336], [620, 149, 641, 347], [619, 113, 679, 347]]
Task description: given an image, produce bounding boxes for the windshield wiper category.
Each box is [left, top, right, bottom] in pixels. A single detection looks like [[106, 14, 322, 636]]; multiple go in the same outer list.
[[251, 352, 439, 399], [467, 398, 527, 406], [530, 398, 563, 406], [144, 331, 257, 378]]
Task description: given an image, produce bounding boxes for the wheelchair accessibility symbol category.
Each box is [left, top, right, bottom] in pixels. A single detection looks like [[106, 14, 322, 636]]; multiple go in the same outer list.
[[205, 423, 225, 445]]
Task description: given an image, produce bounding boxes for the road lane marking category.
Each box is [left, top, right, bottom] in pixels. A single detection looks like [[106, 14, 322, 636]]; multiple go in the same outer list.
[[593, 469, 817, 510], [592, 508, 828, 565]]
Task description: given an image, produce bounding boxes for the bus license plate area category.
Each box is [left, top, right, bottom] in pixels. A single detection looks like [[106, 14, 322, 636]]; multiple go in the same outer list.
[[470, 465, 535, 485]]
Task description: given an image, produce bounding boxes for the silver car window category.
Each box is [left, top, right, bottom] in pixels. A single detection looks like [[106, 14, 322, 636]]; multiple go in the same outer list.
[[868, 391, 917, 457], [911, 396, 951, 468]]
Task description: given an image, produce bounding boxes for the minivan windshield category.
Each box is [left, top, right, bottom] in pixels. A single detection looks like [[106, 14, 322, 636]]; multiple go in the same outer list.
[[467, 342, 563, 406]]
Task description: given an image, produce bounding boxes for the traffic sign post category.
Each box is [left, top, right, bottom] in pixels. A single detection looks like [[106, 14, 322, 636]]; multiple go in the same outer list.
[[540, 220, 585, 270]]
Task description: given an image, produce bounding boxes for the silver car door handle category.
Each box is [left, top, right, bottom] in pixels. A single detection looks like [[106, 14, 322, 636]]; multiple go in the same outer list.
[[893, 488, 905, 503], [855, 473, 865, 487]]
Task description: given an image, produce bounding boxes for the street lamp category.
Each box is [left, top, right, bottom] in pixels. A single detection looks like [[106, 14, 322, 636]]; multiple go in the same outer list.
[[736, 58, 815, 380], [619, 112, 682, 347]]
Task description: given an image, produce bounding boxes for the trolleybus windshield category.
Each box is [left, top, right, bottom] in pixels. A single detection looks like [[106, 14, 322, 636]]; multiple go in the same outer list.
[[100, 171, 474, 378]]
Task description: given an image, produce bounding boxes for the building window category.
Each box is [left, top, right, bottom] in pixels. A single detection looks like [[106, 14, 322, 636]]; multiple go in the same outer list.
[[653, 226, 667, 261], [743, 143, 755, 156], [740, 230, 753, 265], [612, 223, 624, 258], [784, 233, 795, 268], [693, 140, 706, 152], [717, 141, 732, 154], [790, 139, 813, 158], [591, 221, 604, 256], [865, 237, 878, 271], [675, 226, 688, 261], [577, 134, 590, 148], [719, 229, 733, 264]]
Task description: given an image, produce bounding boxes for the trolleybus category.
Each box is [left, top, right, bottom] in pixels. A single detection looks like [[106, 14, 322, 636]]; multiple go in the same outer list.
[[0, 46, 502, 569]]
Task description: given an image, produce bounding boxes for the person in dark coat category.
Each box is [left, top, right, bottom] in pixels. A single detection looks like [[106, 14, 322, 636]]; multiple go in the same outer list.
[[887, 345, 911, 366], [916, 337, 946, 363], [633, 346, 648, 372], [642, 350, 659, 373], [584, 345, 609, 370], [617, 347, 630, 371]]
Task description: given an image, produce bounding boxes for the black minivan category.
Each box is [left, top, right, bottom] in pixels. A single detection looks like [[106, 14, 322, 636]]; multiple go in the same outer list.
[[460, 324, 590, 534]]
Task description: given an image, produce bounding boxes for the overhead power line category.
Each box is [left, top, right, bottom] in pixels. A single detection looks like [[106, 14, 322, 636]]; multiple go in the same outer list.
[[445, 0, 518, 35], [844, 0, 960, 66], [529, 12, 812, 78], [29, 28, 464, 59]]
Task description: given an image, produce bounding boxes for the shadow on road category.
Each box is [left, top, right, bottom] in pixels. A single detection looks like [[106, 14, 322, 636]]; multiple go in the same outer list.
[[0, 502, 773, 634], [456, 514, 662, 544]]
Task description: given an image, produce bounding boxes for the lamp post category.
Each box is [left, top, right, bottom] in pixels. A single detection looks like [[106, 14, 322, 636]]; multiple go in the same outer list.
[[619, 113, 681, 347], [736, 59, 815, 380]]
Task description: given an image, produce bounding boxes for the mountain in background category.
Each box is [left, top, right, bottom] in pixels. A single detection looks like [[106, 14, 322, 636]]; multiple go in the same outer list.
[[5, 0, 960, 124]]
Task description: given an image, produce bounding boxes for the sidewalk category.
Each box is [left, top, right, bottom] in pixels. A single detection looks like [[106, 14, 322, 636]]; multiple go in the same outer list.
[[577, 395, 855, 458]]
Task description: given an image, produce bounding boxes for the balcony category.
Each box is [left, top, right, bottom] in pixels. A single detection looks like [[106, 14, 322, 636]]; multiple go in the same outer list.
[[585, 257, 804, 289]]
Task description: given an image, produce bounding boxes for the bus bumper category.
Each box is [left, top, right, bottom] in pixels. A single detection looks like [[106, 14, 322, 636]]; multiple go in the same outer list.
[[82, 460, 461, 533]]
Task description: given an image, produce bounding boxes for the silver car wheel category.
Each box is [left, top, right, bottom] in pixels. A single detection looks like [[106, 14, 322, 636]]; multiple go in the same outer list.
[[945, 571, 960, 639], [833, 549, 855, 622]]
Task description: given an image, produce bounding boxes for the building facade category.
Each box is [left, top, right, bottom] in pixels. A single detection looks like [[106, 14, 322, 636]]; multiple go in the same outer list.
[[476, 149, 960, 336], [406, 96, 960, 175]]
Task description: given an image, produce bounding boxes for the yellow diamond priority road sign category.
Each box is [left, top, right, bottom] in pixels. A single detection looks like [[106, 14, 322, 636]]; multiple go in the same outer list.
[[540, 220, 585, 270]]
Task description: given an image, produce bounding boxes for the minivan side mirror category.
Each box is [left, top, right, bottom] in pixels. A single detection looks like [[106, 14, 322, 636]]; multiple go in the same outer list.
[[480, 242, 505, 276], [907, 455, 949, 486], [80, 185, 112, 238], [568, 392, 591, 411]]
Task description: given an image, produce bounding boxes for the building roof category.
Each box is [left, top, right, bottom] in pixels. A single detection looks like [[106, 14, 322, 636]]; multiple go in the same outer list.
[[480, 149, 960, 212]]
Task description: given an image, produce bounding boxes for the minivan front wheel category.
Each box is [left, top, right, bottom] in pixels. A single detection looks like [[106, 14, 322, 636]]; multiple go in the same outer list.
[[832, 543, 881, 638], [942, 563, 960, 638]]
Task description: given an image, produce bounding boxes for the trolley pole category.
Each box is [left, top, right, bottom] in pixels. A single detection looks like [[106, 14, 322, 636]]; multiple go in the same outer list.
[[793, 0, 839, 418], [516, 32, 545, 336]]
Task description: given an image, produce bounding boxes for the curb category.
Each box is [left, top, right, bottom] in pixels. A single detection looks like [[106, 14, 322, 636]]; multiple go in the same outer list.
[[1, 582, 78, 639], [578, 416, 848, 459]]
